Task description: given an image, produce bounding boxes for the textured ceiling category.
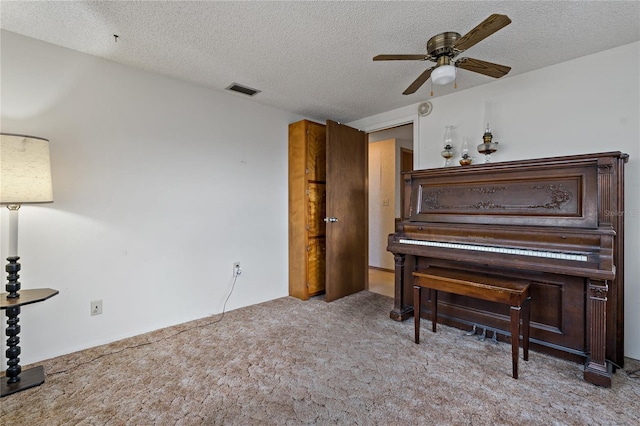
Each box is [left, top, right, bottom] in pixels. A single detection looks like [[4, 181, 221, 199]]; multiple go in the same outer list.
[[1, 1, 639, 123]]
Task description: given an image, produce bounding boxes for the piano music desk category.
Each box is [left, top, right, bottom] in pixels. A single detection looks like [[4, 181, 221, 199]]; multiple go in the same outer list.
[[413, 267, 531, 379]]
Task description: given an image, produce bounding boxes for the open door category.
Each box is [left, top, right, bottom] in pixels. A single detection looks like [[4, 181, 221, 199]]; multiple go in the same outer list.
[[325, 120, 368, 302]]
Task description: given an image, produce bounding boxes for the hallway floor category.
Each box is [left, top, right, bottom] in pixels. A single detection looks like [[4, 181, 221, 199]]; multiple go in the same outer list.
[[368, 268, 394, 298]]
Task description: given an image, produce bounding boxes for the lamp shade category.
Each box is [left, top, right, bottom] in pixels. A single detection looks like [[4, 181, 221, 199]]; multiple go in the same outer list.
[[431, 65, 457, 85], [1, 133, 53, 205]]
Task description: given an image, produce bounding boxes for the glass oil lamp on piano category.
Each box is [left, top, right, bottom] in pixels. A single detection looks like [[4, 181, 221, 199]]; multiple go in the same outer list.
[[477, 123, 499, 163], [459, 137, 473, 166], [441, 125, 455, 166]]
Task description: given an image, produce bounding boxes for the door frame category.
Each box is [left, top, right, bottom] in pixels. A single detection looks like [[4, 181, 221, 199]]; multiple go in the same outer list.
[[359, 114, 420, 170]]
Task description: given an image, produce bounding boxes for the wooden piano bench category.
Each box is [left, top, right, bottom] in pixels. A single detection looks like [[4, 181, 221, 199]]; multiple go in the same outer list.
[[412, 267, 531, 379]]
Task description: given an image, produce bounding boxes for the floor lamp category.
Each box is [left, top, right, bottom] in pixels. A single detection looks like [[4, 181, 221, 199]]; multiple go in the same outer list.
[[1, 133, 58, 397]]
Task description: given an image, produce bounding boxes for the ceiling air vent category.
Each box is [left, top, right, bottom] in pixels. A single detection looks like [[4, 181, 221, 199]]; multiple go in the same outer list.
[[225, 83, 261, 96]]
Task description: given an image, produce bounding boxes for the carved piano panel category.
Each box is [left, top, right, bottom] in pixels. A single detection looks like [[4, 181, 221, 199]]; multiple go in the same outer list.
[[389, 152, 628, 387], [409, 158, 598, 227]]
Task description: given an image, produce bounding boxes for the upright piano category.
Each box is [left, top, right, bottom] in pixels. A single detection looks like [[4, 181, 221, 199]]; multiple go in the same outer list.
[[387, 152, 628, 387]]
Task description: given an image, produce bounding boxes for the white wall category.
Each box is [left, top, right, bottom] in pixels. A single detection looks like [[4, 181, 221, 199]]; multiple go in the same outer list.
[[1, 31, 303, 365], [350, 42, 640, 359]]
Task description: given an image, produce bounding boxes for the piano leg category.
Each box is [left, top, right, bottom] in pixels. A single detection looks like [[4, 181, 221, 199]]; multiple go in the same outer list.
[[584, 279, 612, 387], [510, 306, 522, 379], [523, 297, 531, 362], [413, 285, 421, 344], [390, 253, 414, 321]]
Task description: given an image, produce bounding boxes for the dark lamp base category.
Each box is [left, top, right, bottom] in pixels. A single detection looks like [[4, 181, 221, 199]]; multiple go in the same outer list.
[[1, 365, 45, 397]]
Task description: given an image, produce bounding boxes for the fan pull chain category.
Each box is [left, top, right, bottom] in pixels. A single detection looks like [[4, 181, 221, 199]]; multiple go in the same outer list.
[[430, 79, 434, 97], [454, 74, 458, 89]]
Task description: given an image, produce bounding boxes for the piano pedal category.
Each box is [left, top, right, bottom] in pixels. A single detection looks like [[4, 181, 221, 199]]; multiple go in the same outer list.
[[465, 324, 477, 336], [478, 328, 486, 341], [492, 330, 499, 344]]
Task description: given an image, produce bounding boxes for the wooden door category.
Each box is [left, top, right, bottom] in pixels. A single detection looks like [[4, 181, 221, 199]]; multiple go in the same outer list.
[[325, 120, 368, 302], [401, 148, 413, 172]]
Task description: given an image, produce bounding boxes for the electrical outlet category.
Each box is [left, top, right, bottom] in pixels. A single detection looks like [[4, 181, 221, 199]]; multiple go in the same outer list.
[[91, 300, 102, 316], [233, 262, 242, 277]]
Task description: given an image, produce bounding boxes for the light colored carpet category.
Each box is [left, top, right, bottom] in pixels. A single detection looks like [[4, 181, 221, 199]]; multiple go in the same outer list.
[[2, 291, 639, 425]]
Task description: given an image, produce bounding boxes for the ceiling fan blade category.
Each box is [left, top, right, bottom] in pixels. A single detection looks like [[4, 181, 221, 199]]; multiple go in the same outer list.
[[456, 57, 511, 78], [453, 14, 511, 52], [403, 67, 436, 95], [373, 54, 429, 61]]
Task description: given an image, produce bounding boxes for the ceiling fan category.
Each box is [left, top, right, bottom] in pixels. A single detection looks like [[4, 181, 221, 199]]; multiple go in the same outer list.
[[373, 14, 512, 95]]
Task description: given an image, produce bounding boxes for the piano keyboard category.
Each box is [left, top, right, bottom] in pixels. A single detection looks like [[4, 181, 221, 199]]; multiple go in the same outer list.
[[398, 239, 588, 262]]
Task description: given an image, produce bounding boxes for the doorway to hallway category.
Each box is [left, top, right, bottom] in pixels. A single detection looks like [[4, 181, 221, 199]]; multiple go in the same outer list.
[[367, 123, 413, 297]]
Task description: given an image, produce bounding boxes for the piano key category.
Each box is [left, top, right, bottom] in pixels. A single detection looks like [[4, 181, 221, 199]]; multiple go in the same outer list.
[[398, 239, 588, 262]]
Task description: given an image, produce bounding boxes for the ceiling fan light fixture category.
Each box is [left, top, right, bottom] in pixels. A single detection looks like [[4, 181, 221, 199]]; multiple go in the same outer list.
[[374, 14, 512, 94], [431, 65, 456, 85]]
